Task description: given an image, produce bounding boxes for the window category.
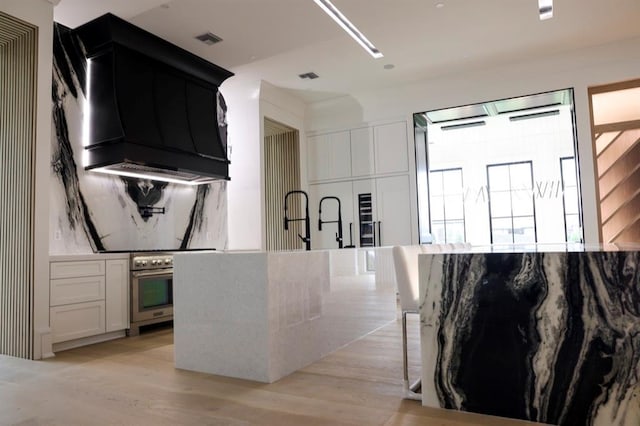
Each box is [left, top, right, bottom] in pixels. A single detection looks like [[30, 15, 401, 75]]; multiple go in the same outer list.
[[429, 168, 465, 243], [414, 88, 584, 245], [487, 162, 536, 244], [560, 157, 582, 242]]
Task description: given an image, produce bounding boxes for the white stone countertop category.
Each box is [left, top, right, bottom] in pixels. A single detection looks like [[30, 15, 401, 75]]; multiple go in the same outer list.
[[49, 253, 130, 262]]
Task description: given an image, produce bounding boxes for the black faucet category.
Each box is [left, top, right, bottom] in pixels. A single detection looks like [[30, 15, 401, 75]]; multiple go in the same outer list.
[[283, 190, 311, 251], [318, 196, 343, 249]]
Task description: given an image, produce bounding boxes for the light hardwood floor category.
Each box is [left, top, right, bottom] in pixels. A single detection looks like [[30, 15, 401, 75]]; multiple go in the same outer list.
[[0, 318, 547, 425]]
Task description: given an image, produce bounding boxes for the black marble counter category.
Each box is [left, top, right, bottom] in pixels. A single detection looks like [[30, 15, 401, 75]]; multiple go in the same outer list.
[[419, 251, 640, 426]]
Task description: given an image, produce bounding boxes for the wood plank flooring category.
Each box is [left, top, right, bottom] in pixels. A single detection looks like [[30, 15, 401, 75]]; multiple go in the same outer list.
[[0, 317, 548, 425]]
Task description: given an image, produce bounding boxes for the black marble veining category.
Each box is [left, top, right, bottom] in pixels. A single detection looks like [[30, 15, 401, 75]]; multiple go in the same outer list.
[[51, 22, 226, 252], [422, 251, 640, 426]]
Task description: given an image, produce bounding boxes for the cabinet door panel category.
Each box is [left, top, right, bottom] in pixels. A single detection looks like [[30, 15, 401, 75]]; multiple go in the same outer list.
[[350, 127, 374, 177], [376, 175, 412, 246], [50, 276, 105, 306], [329, 131, 352, 179], [106, 259, 129, 332], [307, 135, 326, 181], [51, 301, 106, 343], [309, 181, 354, 249], [307, 131, 351, 181], [374, 122, 409, 174], [50, 260, 105, 279]]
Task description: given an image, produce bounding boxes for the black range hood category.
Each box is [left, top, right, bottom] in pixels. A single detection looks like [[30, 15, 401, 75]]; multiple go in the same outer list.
[[73, 13, 233, 185]]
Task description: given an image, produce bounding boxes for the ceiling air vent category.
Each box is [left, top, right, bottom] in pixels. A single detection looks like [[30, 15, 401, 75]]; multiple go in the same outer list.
[[195, 32, 223, 45], [299, 72, 319, 80]]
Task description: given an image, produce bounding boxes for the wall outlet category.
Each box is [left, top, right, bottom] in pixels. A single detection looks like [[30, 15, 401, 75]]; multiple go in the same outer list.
[[54, 230, 62, 240]]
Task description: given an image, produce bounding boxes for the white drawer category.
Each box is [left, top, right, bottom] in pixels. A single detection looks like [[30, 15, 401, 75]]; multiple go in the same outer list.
[[50, 260, 105, 279], [50, 276, 105, 306], [50, 301, 106, 343]]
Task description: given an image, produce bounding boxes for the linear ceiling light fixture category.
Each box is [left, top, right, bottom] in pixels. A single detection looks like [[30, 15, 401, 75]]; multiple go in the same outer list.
[[313, 0, 383, 58], [539, 0, 553, 20]]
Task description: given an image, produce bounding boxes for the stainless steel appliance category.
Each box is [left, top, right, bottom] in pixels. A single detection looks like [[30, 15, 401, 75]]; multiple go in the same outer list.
[[129, 252, 174, 336]]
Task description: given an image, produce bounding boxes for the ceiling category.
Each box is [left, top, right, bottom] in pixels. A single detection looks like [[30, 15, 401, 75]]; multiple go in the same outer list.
[[53, 0, 640, 103]]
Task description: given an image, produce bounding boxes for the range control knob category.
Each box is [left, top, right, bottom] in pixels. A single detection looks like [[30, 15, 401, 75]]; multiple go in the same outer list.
[[135, 260, 142, 267], [151, 260, 158, 266], [165, 258, 172, 265], [141, 260, 148, 267]]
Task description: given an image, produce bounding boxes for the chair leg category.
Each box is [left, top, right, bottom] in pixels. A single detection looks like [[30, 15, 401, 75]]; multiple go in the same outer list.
[[402, 310, 421, 401]]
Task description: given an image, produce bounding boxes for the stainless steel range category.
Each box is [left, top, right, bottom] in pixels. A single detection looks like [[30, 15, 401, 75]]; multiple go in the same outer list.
[[129, 252, 174, 336]]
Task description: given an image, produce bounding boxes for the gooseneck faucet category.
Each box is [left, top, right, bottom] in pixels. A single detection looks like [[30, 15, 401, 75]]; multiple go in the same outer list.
[[283, 190, 311, 251], [318, 196, 343, 249]]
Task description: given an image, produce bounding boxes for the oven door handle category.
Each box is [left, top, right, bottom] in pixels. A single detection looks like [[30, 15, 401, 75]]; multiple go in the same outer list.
[[132, 269, 173, 278]]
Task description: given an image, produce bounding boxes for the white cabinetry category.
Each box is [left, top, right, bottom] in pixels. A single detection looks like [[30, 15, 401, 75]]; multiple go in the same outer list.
[[306, 120, 414, 247], [374, 121, 408, 174], [374, 175, 412, 246], [311, 176, 413, 249], [49, 256, 129, 347], [309, 181, 355, 250], [309, 121, 409, 180], [350, 127, 374, 177], [307, 131, 351, 181], [50, 301, 105, 343], [105, 259, 129, 333]]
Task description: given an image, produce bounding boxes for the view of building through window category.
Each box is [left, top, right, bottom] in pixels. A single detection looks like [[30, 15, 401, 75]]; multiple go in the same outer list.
[[414, 89, 583, 245]]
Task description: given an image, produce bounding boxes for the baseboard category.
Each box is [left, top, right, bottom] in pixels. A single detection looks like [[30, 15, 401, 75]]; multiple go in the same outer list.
[[52, 330, 126, 353]]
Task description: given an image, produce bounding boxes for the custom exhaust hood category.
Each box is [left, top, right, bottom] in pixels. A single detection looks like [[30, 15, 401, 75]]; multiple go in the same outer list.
[[73, 14, 233, 185]]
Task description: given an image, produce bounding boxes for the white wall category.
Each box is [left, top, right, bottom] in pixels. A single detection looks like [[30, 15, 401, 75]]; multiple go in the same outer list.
[[306, 36, 640, 244], [221, 77, 262, 250], [223, 78, 307, 251], [0, 0, 54, 359]]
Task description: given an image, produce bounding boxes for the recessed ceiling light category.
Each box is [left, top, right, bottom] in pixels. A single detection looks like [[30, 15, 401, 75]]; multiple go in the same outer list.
[[313, 0, 383, 59], [539, 0, 553, 20], [383, 64, 395, 70], [435, 2, 445, 8]]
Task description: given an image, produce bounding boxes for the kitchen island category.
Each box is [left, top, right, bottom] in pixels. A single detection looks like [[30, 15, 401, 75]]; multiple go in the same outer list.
[[418, 246, 640, 426], [173, 249, 396, 383]]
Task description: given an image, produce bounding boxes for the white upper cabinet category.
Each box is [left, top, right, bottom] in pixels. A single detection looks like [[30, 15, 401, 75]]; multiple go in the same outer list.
[[374, 122, 409, 174], [308, 121, 409, 182], [350, 127, 374, 177], [307, 131, 351, 181]]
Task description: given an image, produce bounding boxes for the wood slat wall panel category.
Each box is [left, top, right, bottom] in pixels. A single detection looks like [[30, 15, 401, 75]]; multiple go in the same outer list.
[[596, 129, 640, 178], [264, 122, 302, 251], [599, 165, 640, 220], [601, 194, 640, 240], [597, 134, 640, 199], [0, 11, 36, 359]]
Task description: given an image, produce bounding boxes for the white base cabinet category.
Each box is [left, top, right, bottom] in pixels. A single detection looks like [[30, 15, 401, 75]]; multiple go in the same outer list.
[[49, 256, 129, 348], [105, 259, 129, 333], [51, 301, 105, 343]]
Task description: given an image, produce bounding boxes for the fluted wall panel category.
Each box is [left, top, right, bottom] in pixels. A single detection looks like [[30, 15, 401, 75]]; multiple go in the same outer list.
[[264, 122, 302, 251], [0, 12, 37, 359]]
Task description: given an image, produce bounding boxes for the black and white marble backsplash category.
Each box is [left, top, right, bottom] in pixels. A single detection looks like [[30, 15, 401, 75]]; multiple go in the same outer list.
[[50, 23, 227, 253], [420, 251, 640, 426]]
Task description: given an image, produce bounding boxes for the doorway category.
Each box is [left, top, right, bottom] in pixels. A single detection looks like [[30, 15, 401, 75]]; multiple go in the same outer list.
[[264, 118, 302, 251], [414, 88, 583, 246], [589, 79, 640, 243]]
